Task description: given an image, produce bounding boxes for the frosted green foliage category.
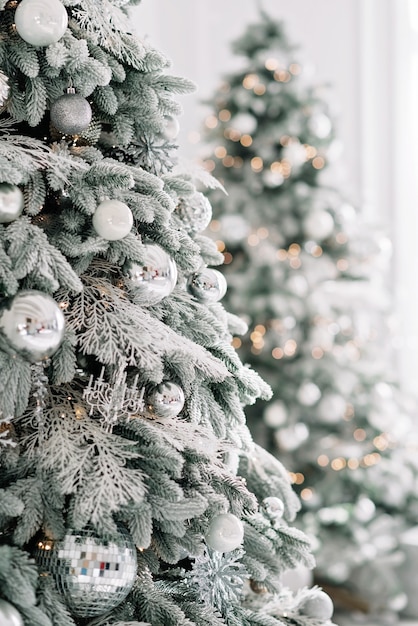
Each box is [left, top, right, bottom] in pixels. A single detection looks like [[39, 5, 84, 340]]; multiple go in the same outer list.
[[0, 2, 334, 625], [204, 8, 417, 619]]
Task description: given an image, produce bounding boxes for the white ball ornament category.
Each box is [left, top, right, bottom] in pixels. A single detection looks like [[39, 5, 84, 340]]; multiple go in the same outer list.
[[14, 0, 68, 47], [298, 589, 334, 621], [0, 599, 23, 626], [50, 88, 92, 135], [0, 183, 24, 223], [303, 210, 334, 241], [148, 381, 185, 418], [0, 290, 65, 363], [187, 268, 227, 303], [124, 243, 177, 305], [161, 115, 180, 140], [206, 513, 244, 553], [92, 199, 133, 241]]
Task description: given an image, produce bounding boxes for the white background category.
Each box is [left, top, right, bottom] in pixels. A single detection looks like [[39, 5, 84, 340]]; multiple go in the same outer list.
[[130, 0, 418, 395]]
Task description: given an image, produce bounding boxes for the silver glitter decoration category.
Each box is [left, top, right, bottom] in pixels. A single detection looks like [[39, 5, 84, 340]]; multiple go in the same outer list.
[[176, 191, 212, 233], [0, 70, 10, 108], [83, 367, 145, 432], [187, 268, 227, 303], [148, 381, 185, 419], [124, 243, 178, 306], [35, 527, 137, 618], [50, 88, 92, 135], [0, 290, 65, 363]]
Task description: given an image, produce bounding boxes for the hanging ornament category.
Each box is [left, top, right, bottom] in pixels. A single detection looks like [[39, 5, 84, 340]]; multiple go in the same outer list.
[[262, 496, 285, 520], [50, 88, 92, 135], [92, 199, 133, 241], [0, 183, 24, 223], [0, 70, 10, 108], [187, 268, 227, 303], [249, 579, 268, 594], [303, 210, 334, 241], [14, 0, 68, 47], [205, 513, 244, 553], [0, 290, 65, 363], [0, 599, 23, 626], [148, 381, 185, 419], [161, 115, 180, 140], [35, 527, 137, 618], [124, 243, 177, 305], [298, 589, 334, 621], [175, 191, 213, 233]]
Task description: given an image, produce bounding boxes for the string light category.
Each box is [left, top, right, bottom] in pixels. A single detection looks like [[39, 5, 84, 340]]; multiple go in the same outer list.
[[311, 245, 323, 257], [254, 324, 266, 335], [243, 74, 259, 89], [231, 337, 242, 349], [337, 258, 349, 271], [233, 156, 243, 168], [257, 227, 269, 239], [224, 128, 241, 141], [312, 347, 324, 359], [240, 134, 253, 147], [347, 458, 360, 470], [300, 488, 313, 500], [205, 115, 218, 129], [219, 109, 231, 122], [254, 84, 266, 95], [223, 252, 233, 264], [318, 454, 330, 467], [248, 233, 260, 246], [304, 145, 317, 159], [250, 156, 264, 171], [289, 63, 302, 75], [284, 339, 297, 356], [336, 232, 348, 244], [204, 159, 215, 172], [209, 220, 221, 232], [277, 249, 288, 261], [272, 347, 284, 359], [214, 146, 227, 159], [353, 428, 366, 442], [288, 243, 301, 256], [216, 240, 226, 252], [265, 58, 279, 71]]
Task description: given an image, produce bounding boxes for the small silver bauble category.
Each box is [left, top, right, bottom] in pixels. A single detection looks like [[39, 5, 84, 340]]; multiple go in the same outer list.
[[298, 590, 334, 620], [124, 243, 177, 305], [0, 183, 24, 223], [92, 199, 133, 241], [176, 192, 213, 233], [0, 599, 23, 626], [0, 290, 65, 363], [187, 268, 227, 303], [50, 89, 92, 135], [205, 513, 244, 553], [15, 0, 68, 47], [35, 527, 137, 618], [161, 115, 180, 140], [262, 496, 285, 519], [148, 381, 185, 418]]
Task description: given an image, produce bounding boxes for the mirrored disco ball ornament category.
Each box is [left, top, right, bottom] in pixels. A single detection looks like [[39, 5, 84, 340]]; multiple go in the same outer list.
[[92, 199, 133, 241], [187, 268, 227, 303], [176, 191, 212, 233], [124, 243, 177, 305], [0, 290, 65, 363], [205, 513, 244, 553], [0, 183, 24, 223], [14, 0, 68, 47], [50, 88, 92, 135], [0, 599, 23, 626], [148, 381, 185, 418], [35, 528, 137, 618]]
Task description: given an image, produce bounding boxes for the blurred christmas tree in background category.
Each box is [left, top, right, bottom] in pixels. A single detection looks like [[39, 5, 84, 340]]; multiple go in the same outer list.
[[0, 1, 340, 625], [203, 10, 418, 620]]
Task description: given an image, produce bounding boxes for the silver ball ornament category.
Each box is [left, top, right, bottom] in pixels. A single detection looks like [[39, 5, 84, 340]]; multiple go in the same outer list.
[[35, 527, 137, 618], [0, 599, 23, 626], [161, 115, 180, 140], [0, 183, 24, 223], [298, 590, 334, 621], [262, 496, 285, 519], [148, 381, 185, 418], [124, 243, 177, 305], [92, 199, 133, 241], [187, 268, 227, 303], [206, 513, 244, 553], [176, 192, 212, 233], [0, 290, 65, 363], [50, 90, 92, 135], [15, 0, 68, 47]]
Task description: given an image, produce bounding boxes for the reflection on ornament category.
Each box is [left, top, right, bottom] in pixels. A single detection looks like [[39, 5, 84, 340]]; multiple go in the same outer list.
[[206, 513, 244, 553], [187, 268, 227, 303], [124, 243, 177, 305], [161, 115, 180, 140], [303, 210, 334, 240], [50, 89, 92, 135], [0, 290, 65, 363], [92, 199, 133, 241], [35, 527, 137, 618], [176, 192, 212, 233], [298, 589, 334, 620], [15, 0, 68, 47], [0, 183, 24, 223], [0, 599, 23, 626], [148, 381, 185, 419], [249, 579, 268, 594]]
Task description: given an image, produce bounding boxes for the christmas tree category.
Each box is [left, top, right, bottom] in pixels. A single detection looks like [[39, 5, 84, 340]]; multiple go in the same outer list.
[[0, 1, 337, 625], [203, 10, 418, 618]]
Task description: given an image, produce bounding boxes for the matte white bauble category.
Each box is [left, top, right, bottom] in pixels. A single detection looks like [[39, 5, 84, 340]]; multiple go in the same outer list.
[[0, 183, 24, 223], [298, 590, 334, 621], [93, 199, 133, 241], [303, 210, 334, 240], [15, 0, 68, 47], [206, 513, 244, 553], [0, 599, 23, 626]]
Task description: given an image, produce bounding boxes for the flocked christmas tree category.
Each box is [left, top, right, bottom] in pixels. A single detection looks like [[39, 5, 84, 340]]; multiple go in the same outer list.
[[203, 10, 418, 618], [0, 1, 340, 625]]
